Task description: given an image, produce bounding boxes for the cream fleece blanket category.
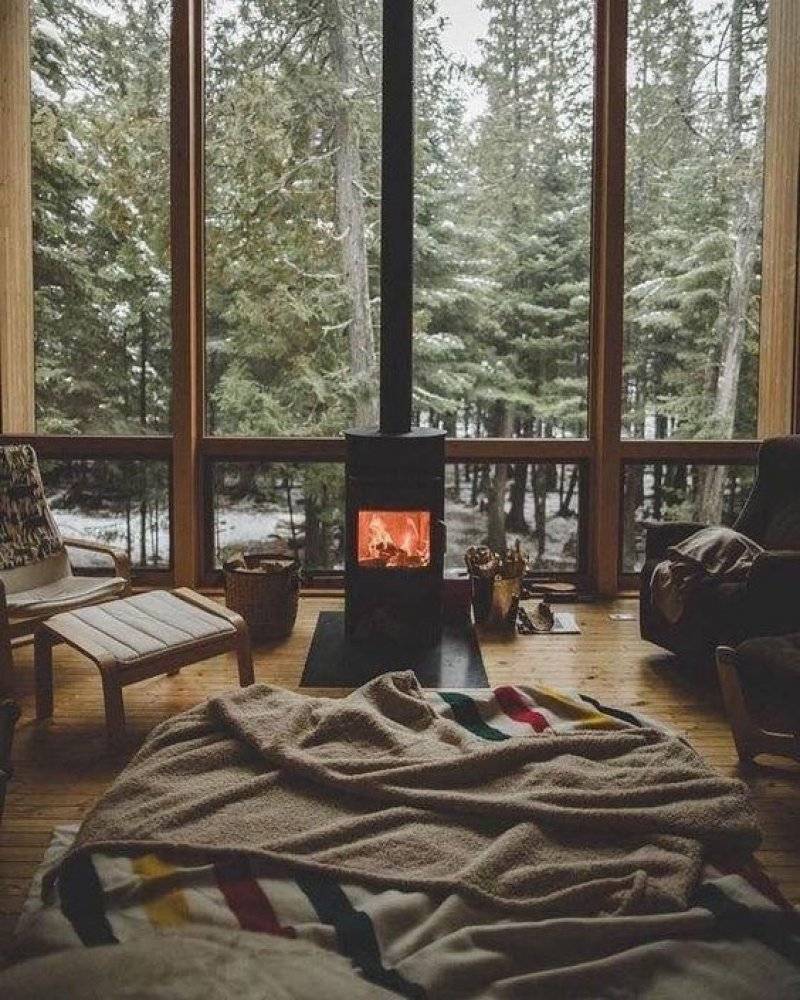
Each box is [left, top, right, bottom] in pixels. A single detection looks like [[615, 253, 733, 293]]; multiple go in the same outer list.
[[51, 672, 759, 920]]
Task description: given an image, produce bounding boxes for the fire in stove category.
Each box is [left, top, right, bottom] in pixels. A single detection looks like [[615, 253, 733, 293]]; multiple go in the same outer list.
[[357, 510, 431, 569]]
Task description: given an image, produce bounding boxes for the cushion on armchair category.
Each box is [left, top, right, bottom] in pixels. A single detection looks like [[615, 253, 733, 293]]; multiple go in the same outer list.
[[5, 574, 128, 615], [0, 446, 63, 571], [1, 548, 124, 613]]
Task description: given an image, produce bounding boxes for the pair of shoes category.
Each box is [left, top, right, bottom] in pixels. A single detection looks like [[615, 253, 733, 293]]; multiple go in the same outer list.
[[517, 601, 555, 634]]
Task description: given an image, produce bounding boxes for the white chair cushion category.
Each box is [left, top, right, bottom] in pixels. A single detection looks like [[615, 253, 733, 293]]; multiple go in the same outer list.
[[2, 551, 71, 596], [53, 591, 235, 664], [6, 575, 128, 615]]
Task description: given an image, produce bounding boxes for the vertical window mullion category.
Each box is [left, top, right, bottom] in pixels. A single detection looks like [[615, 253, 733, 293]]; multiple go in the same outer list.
[[588, 0, 627, 595], [171, 0, 204, 587]]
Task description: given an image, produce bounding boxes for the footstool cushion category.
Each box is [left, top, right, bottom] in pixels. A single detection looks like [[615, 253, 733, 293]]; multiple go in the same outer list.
[[34, 589, 254, 745], [60, 591, 237, 663]]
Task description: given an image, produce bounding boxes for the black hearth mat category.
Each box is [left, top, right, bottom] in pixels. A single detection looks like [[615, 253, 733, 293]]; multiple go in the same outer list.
[[300, 611, 488, 688]]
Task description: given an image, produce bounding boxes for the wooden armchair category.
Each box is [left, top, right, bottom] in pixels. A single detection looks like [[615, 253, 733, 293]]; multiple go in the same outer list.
[[0, 446, 131, 692]]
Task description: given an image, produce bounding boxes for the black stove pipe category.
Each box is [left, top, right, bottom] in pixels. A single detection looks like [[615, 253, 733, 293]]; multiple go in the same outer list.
[[379, 0, 414, 435]]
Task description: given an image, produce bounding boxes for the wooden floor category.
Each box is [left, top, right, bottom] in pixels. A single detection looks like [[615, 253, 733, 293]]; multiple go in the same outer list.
[[2, 596, 799, 952]]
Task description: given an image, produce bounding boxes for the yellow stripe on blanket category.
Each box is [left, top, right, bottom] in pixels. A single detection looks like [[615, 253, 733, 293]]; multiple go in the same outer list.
[[529, 685, 628, 729], [131, 854, 190, 927]]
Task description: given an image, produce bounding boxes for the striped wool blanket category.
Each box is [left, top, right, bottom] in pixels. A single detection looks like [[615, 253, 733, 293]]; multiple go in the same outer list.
[[6, 682, 800, 998], [52, 672, 758, 919]]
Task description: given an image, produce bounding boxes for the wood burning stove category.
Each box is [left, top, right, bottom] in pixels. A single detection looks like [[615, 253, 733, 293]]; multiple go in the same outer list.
[[341, 0, 448, 649], [345, 428, 445, 647], [302, 1, 486, 688]]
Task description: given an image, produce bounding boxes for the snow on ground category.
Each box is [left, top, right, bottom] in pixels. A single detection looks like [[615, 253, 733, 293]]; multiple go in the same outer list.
[[52, 483, 580, 574], [52, 512, 170, 569], [214, 482, 579, 573]]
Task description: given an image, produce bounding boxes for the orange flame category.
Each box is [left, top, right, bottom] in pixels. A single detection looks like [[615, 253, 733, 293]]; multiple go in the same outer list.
[[357, 510, 431, 568]]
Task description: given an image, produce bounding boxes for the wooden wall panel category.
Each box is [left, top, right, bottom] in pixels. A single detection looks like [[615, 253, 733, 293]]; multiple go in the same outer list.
[[758, 0, 800, 437], [0, 0, 35, 433]]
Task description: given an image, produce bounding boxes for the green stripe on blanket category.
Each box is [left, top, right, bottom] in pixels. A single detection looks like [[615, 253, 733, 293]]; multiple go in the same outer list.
[[437, 691, 510, 741]]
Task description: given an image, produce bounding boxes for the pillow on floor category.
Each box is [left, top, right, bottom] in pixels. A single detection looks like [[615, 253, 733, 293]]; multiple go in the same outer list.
[[0, 926, 402, 1000]]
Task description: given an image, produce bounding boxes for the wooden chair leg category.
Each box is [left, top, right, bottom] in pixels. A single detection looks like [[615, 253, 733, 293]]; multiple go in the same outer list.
[[0, 592, 14, 698], [716, 646, 800, 763], [99, 670, 125, 747], [0, 631, 13, 699], [236, 631, 254, 687], [34, 629, 55, 721]]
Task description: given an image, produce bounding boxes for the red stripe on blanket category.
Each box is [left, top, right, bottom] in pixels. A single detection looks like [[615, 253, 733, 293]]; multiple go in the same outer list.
[[214, 857, 296, 937], [494, 686, 550, 733]]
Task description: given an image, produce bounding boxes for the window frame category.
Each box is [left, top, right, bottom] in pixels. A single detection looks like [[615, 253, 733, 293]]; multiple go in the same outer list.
[[201, 450, 591, 589], [1, 0, 797, 593]]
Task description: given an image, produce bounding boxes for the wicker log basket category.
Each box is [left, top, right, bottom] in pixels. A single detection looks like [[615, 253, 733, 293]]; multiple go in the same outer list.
[[223, 553, 300, 640]]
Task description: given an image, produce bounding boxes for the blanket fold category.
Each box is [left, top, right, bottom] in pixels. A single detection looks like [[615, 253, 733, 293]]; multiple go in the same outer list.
[[52, 672, 759, 921]]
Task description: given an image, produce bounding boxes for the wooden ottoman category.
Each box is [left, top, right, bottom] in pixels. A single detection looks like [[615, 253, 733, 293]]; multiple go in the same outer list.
[[34, 588, 254, 745]]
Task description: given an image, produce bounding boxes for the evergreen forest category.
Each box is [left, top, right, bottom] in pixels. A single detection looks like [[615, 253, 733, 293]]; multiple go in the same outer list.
[[29, 0, 766, 572]]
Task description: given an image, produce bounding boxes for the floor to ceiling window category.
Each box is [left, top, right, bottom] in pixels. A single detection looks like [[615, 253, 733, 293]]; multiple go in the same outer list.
[[204, 0, 382, 438], [31, 0, 172, 436], [26, 0, 171, 570], [623, 0, 767, 445], [2, 0, 797, 591]]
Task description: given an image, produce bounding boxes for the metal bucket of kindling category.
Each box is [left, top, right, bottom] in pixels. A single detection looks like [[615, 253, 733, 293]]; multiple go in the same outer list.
[[471, 575, 521, 632]]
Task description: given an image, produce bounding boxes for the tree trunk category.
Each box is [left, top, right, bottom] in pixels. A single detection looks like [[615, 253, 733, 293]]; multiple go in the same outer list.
[[697, 143, 762, 521], [138, 311, 149, 564], [304, 491, 322, 569], [622, 463, 644, 572], [531, 463, 548, 561], [125, 495, 132, 562], [328, 0, 377, 427], [506, 462, 529, 533], [558, 465, 578, 517], [450, 461, 461, 501], [285, 475, 298, 556], [471, 464, 481, 507], [486, 403, 513, 551], [319, 484, 332, 569], [139, 470, 147, 567], [697, 0, 760, 523], [652, 460, 663, 521], [726, 0, 743, 159]]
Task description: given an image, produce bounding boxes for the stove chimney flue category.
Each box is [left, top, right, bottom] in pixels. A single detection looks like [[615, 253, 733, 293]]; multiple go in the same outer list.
[[379, 0, 414, 435]]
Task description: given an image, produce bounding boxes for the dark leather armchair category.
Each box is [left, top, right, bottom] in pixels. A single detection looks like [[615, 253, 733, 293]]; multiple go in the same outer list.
[[640, 436, 800, 658]]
